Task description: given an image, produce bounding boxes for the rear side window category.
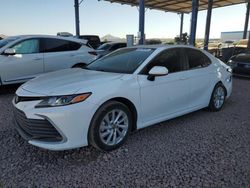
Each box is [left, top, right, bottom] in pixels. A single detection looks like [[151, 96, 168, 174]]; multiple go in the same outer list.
[[185, 49, 211, 69], [42, 38, 81, 53]]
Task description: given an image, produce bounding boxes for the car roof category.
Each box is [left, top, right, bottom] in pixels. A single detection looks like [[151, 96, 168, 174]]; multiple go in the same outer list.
[[9, 35, 88, 44]]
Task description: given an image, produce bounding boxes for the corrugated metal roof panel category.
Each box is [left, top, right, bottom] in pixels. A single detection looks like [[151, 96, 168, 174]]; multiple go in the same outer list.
[[103, 0, 249, 13]]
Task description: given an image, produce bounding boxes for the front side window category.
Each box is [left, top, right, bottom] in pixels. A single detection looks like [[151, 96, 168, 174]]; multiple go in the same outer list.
[[143, 48, 188, 74], [185, 48, 211, 69], [42, 38, 81, 53], [87, 48, 154, 74], [12, 39, 39, 54]]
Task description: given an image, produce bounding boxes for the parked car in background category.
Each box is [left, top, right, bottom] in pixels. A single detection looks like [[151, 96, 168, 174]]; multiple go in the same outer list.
[[57, 32, 74, 37], [79, 35, 101, 49], [0, 35, 97, 85], [96, 42, 126, 57], [13, 45, 232, 151], [145, 39, 162, 45], [228, 52, 250, 77], [0, 36, 20, 49]]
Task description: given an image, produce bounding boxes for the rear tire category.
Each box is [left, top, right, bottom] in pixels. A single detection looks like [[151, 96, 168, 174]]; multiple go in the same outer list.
[[208, 83, 226, 111], [88, 101, 132, 151]]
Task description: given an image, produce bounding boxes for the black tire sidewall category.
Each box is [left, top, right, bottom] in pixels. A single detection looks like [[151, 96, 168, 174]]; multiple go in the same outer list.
[[89, 101, 132, 151]]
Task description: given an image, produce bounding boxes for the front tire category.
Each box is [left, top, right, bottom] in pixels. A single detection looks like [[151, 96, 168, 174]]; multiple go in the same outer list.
[[208, 83, 226, 111], [88, 101, 132, 151]]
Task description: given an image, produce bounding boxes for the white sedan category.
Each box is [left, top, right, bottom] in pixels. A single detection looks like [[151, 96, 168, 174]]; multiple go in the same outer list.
[[0, 35, 96, 85], [13, 45, 232, 151]]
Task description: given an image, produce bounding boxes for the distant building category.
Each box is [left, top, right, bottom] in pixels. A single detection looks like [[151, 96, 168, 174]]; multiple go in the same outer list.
[[221, 31, 249, 42]]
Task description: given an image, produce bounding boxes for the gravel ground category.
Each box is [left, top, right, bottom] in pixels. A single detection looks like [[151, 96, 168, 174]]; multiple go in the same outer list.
[[0, 78, 250, 188]]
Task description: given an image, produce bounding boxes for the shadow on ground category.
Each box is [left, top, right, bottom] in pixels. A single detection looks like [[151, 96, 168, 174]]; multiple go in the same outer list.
[[0, 84, 21, 95]]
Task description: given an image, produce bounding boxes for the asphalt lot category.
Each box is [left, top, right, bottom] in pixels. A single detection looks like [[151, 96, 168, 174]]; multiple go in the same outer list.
[[0, 78, 250, 188]]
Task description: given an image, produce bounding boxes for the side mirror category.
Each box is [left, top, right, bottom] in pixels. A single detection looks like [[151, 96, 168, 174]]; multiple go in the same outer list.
[[147, 66, 169, 81], [4, 48, 16, 55]]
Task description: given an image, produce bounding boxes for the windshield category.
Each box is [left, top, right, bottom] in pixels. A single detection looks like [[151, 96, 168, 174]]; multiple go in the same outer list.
[[0, 37, 19, 49], [86, 48, 154, 74], [97, 43, 112, 50]]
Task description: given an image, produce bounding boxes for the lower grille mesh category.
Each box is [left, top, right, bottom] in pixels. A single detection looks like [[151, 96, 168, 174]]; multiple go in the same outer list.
[[13, 107, 62, 142]]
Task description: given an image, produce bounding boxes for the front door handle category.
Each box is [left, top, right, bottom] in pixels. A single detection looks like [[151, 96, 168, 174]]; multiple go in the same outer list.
[[33, 58, 42, 61]]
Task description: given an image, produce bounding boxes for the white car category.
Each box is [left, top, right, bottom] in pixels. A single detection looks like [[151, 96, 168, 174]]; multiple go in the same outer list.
[[0, 35, 97, 85], [13, 45, 232, 151]]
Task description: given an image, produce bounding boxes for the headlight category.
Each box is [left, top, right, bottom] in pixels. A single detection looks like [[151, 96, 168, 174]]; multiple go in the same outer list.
[[35, 93, 92, 108]]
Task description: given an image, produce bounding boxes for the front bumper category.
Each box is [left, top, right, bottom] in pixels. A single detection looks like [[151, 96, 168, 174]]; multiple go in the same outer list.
[[13, 98, 99, 151]]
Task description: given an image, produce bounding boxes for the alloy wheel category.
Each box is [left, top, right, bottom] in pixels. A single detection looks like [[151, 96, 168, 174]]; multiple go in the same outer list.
[[99, 109, 129, 146], [213, 86, 225, 109]]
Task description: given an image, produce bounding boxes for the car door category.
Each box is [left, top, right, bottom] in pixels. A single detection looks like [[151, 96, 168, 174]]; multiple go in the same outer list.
[[137, 48, 191, 125], [182, 48, 214, 108], [41, 38, 83, 72], [0, 38, 44, 84]]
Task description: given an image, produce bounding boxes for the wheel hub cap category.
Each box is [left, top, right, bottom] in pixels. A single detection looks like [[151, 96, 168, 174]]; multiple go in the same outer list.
[[213, 86, 225, 109], [99, 109, 129, 146]]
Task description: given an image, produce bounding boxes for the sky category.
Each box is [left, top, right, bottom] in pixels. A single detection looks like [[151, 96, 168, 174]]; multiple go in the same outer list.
[[0, 0, 248, 39]]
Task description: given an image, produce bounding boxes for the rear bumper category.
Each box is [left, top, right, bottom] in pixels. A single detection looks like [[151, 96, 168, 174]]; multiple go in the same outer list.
[[222, 74, 232, 99]]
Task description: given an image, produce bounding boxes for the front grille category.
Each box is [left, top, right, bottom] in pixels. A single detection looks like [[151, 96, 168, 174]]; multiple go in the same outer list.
[[14, 95, 42, 104], [13, 107, 63, 142]]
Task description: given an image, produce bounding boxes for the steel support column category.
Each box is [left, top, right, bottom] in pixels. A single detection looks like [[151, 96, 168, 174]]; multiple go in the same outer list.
[[139, 0, 145, 45], [74, 0, 80, 38], [180, 13, 184, 40], [248, 31, 250, 48], [204, 0, 213, 51], [189, 0, 199, 46], [243, 2, 250, 39]]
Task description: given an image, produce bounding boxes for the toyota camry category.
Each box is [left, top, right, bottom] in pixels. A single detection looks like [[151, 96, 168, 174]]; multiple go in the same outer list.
[[13, 45, 232, 151]]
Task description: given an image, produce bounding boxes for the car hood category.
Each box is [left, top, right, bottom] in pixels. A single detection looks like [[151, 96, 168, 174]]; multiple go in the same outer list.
[[19, 68, 123, 96], [233, 53, 250, 64]]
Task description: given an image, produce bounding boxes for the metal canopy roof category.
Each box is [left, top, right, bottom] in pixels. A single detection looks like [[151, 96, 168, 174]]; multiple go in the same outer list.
[[103, 0, 249, 13]]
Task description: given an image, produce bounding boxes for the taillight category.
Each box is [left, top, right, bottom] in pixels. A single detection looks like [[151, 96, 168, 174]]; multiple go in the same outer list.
[[88, 51, 97, 56]]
